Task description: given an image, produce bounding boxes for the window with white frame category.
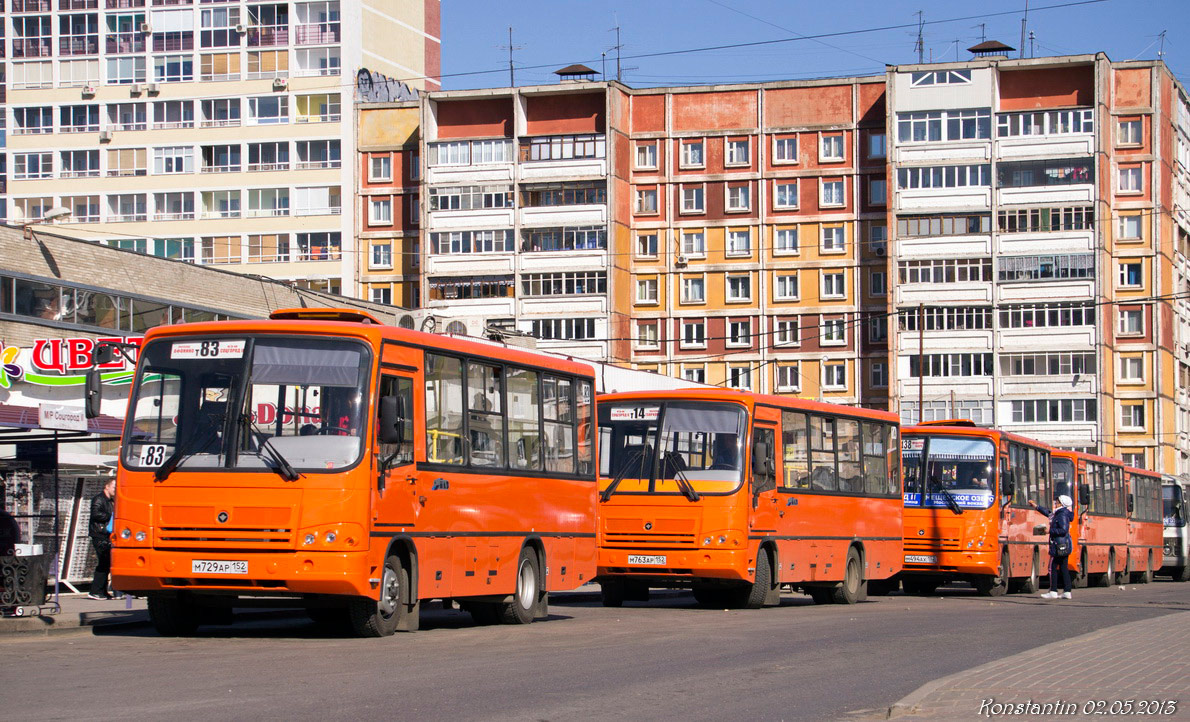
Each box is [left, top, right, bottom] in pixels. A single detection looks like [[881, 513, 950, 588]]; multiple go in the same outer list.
[[62, 196, 100, 223], [821, 225, 845, 253], [635, 187, 658, 214], [106, 56, 146, 85], [152, 146, 194, 175], [681, 139, 705, 168], [822, 317, 846, 345], [867, 132, 887, 159], [821, 271, 845, 298], [369, 198, 392, 225], [726, 184, 751, 211], [153, 100, 194, 129], [727, 319, 751, 347], [869, 223, 887, 254], [60, 59, 100, 87], [60, 150, 100, 178], [681, 186, 705, 213], [636, 277, 659, 304], [1118, 308, 1143, 335], [820, 134, 844, 161], [821, 179, 844, 207], [727, 229, 751, 256], [774, 136, 798, 163], [726, 139, 750, 166], [13, 107, 53, 135], [1118, 165, 1142, 193], [870, 362, 888, 388], [248, 96, 288, 125], [1010, 399, 1097, 423], [59, 105, 100, 133], [774, 319, 799, 346], [636, 232, 658, 257], [1121, 451, 1146, 468], [683, 365, 707, 384], [681, 319, 706, 348], [201, 190, 240, 218], [409, 153, 420, 181], [681, 276, 705, 303], [1120, 403, 1145, 429], [774, 181, 798, 209], [867, 315, 887, 343], [774, 273, 799, 300], [370, 286, 392, 305], [14, 153, 53, 180], [370, 241, 393, 269], [369, 155, 392, 182], [870, 271, 886, 296], [1118, 119, 1142, 146], [869, 178, 886, 205], [154, 191, 195, 220], [682, 231, 706, 257], [776, 364, 800, 392], [1118, 214, 1142, 240], [728, 365, 752, 391], [636, 321, 660, 348], [822, 362, 847, 389], [897, 164, 991, 189], [153, 55, 194, 83], [635, 142, 658, 170], [1118, 262, 1143, 288], [726, 274, 752, 302], [774, 227, 799, 253], [996, 108, 1093, 137], [1120, 356, 1144, 382]]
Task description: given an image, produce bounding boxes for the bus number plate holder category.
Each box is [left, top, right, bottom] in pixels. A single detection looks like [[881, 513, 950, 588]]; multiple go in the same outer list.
[[904, 554, 937, 564], [192, 560, 248, 574], [628, 555, 666, 566]]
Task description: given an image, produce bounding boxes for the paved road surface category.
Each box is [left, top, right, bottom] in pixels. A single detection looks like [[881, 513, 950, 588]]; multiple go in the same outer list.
[[5, 582, 1187, 721]]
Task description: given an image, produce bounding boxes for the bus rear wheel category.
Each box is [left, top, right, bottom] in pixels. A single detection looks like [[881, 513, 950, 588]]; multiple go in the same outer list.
[[147, 593, 199, 637], [1133, 553, 1154, 584], [1012, 550, 1040, 594], [349, 555, 409, 637], [1093, 551, 1114, 587], [499, 547, 540, 624], [1171, 565, 1190, 582], [1074, 550, 1089, 588], [975, 551, 1009, 597], [831, 548, 863, 604]]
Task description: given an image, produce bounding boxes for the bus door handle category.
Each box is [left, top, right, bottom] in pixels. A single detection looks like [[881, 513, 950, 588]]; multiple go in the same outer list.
[[405, 475, 417, 485]]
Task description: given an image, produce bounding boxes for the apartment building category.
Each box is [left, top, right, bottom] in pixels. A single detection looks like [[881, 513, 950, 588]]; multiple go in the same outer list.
[[887, 52, 1190, 473], [3, 0, 440, 297]]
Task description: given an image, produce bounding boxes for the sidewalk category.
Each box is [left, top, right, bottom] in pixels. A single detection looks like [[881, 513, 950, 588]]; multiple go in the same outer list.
[[0, 593, 148, 637], [886, 612, 1190, 720]]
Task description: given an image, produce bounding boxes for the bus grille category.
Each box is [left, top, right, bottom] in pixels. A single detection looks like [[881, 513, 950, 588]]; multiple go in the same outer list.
[[904, 536, 961, 553], [602, 532, 698, 548], [156, 526, 292, 549]]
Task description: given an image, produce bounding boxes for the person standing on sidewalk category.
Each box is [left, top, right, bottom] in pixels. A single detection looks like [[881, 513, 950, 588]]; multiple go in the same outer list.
[[1030, 494, 1074, 599], [88, 478, 116, 600]]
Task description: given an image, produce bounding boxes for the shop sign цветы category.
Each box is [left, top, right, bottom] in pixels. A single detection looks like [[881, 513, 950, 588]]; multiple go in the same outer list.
[[38, 403, 88, 431]]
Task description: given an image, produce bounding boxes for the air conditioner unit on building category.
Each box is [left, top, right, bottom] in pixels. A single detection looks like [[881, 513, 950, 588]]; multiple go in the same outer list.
[[675, 254, 689, 266], [273, 77, 288, 90], [129, 84, 143, 95], [140, 22, 152, 33], [146, 83, 160, 94], [99, 130, 113, 142], [874, 245, 886, 257], [235, 23, 247, 34], [81, 85, 97, 97]]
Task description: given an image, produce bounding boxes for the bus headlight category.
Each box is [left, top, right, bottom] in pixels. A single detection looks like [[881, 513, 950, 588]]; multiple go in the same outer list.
[[304, 534, 316, 545], [135, 531, 146, 542], [120, 528, 132, 539], [718, 536, 727, 544], [324, 532, 336, 543], [703, 537, 712, 546]]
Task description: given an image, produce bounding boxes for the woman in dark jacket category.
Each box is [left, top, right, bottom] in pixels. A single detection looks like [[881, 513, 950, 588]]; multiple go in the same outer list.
[[1029, 494, 1074, 599]]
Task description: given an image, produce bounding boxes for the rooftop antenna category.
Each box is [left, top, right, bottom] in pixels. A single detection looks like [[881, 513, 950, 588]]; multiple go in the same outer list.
[[914, 11, 924, 63], [1019, 0, 1029, 59], [601, 51, 607, 81], [609, 22, 623, 81], [974, 23, 987, 43], [497, 27, 522, 87], [1029, 30, 1035, 58], [1158, 30, 1167, 61]]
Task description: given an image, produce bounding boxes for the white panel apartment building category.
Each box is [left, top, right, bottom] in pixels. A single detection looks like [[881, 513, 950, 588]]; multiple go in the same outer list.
[[2, 0, 439, 297]]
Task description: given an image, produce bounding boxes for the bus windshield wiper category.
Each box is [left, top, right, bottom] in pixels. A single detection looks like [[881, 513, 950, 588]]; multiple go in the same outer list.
[[664, 454, 700, 502], [600, 448, 645, 503], [932, 482, 964, 515], [155, 423, 221, 481], [243, 415, 300, 481]]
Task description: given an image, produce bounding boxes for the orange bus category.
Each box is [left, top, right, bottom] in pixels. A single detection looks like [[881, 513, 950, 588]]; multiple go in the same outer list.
[[87, 309, 596, 636], [1050, 450, 1129, 587], [1124, 466, 1163, 583], [595, 388, 902, 608], [900, 421, 1051, 596]]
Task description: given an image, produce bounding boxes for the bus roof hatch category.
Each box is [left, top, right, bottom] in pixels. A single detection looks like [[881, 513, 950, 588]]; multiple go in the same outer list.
[[268, 308, 384, 325]]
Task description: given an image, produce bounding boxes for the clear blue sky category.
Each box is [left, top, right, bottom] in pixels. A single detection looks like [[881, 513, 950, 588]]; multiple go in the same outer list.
[[439, 0, 1189, 91]]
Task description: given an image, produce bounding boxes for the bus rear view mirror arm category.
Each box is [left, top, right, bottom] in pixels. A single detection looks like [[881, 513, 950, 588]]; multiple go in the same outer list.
[[85, 340, 140, 418]]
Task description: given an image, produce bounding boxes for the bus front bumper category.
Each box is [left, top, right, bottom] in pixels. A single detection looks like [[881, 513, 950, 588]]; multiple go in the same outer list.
[[598, 547, 751, 583], [901, 549, 997, 577], [111, 547, 374, 597]]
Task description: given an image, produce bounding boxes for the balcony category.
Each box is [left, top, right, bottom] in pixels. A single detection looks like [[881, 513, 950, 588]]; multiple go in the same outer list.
[[59, 36, 100, 56], [153, 33, 194, 52], [11, 39, 52, 59], [154, 211, 196, 221], [109, 121, 147, 131], [245, 207, 289, 218], [60, 170, 101, 179], [106, 35, 146, 54], [293, 205, 341, 216], [11, 0, 52, 10], [201, 164, 241, 174], [295, 160, 340, 170], [106, 0, 145, 6], [247, 26, 288, 48], [247, 162, 288, 172], [296, 113, 340, 124], [109, 212, 148, 222], [294, 23, 340, 45]]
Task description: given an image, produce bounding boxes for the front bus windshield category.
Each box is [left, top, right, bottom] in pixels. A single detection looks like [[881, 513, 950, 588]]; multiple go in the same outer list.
[[598, 401, 747, 497], [1165, 485, 1186, 527], [902, 435, 996, 510], [1052, 457, 1075, 501], [123, 336, 370, 474]]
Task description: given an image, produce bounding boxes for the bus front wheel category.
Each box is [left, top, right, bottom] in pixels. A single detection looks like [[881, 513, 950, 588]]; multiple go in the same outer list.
[[500, 547, 540, 624], [349, 555, 409, 637], [1074, 550, 1089, 588], [148, 593, 199, 637], [975, 551, 1009, 597], [831, 548, 863, 604]]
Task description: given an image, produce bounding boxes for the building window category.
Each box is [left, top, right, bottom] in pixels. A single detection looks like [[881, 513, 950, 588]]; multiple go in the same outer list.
[[821, 179, 844, 207], [521, 272, 607, 297], [870, 271, 886, 297], [820, 134, 844, 161], [998, 254, 1094, 283], [106, 56, 147, 85], [152, 146, 194, 174], [728, 365, 752, 391], [296, 93, 340, 123], [13, 107, 53, 135], [152, 100, 194, 129], [153, 54, 194, 83], [898, 164, 991, 189], [822, 362, 847, 390], [369, 198, 393, 225], [1118, 214, 1142, 240], [636, 277, 659, 304], [14, 153, 54, 180], [681, 139, 705, 168], [635, 187, 659, 214], [821, 225, 845, 253], [200, 52, 241, 81], [726, 184, 751, 212], [726, 139, 750, 166], [727, 229, 752, 256], [1121, 452, 1145, 468], [682, 231, 706, 257], [248, 96, 288, 125], [683, 365, 707, 384], [371, 286, 392, 305], [775, 364, 800, 392], [822, 317, 846, 345], [867, 132, 886, 159], [898, 108, 990, 141], [521, 226, 606, 252], [153, 192, 195, 220], [431, 230, 513, 255], [201, 190, 241, 219], [899, 258, 993, 285], [1118, 308, 1143, 336], [999, 303, 1095, 329], [997, 108, 1094, 137], [520, 134, 606, 161], [1117, 119, 1142, 146], [821, 271, 845, 299], [60, 150, 102, 180], [773, 136, 798, 163], [370, 242, 393, 269], [60, 59, 101, 87], [681, 320, 706, 348], [636, 321, 660, 349], [867, 315, 888, 343], [1120, 356, 1144, 383], [1011, 399, 1096, 423], [246, 188, 290, 217], [727, 319, 751, 347], [636, 233, 658, 258], [295, 140, 340, 169], [1118, 262, 1143, 288], [681, 277, 706, 304], [248, 142, 289, 171], [774, 228, 799, 254], [999, 158, 1092, 188], [999, 352, 1095, 377], [899, 306, 990, 332], [908, 353, 996, 379], [868, 178, 886, 206], [870, 362, 888, 388], [774, 181, 798, 210], [681, 186, 705, 213], [1118, 165, 1142, 194], [903, 213, 993, 237], [726, 275, 752, 302], [774, 319, 799, 346], [201, 98, 241, 128], [527, 318, 598, 341], [635, 142, 658, 170], [774, 273, 799, 301]]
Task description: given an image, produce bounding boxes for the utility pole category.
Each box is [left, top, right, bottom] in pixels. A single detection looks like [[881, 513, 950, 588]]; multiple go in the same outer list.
[[1019, 0, 1029, 59], [914, 11, 924, 64], [498, 27, 521, 87]]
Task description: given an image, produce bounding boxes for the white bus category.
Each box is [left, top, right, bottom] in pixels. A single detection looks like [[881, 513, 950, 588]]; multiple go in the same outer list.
[[1162, 477, 1189, 581]]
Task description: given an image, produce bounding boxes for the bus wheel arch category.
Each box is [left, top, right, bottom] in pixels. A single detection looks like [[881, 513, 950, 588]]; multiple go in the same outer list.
[[521, 536, 549, 619], [500, 539, 546, 624], [759, 541, 780, 606], [831, 544, 865, 605]]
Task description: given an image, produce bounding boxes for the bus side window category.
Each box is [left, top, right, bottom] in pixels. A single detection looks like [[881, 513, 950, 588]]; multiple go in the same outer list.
[[781, 411, 809, 490], [861, 422, 889, 496], [1037, 451, 1051, 506], [425, 354, 465, 465]]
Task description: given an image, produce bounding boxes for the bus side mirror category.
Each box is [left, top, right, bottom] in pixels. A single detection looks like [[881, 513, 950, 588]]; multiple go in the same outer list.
[[1079, 483, 1091, 506], [378, 395, 404, 445], [1000, 471, 1015, 503], [752, 441, 770, 478], [84, 368, 103, 419], [92, 343, 115, 366]]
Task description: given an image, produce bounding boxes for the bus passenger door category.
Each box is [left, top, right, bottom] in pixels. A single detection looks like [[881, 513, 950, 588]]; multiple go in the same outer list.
[[374, 374, 419, 528], [750, 423, 779, 533]]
